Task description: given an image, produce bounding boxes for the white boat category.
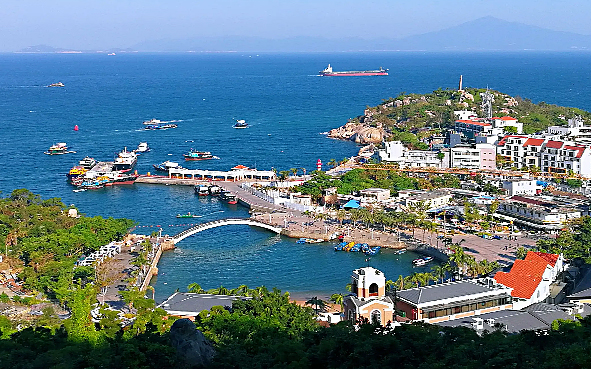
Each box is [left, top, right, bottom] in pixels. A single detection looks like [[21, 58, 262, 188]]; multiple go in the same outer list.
[[136, 142, 150, 152], [233, 119, 248, 129], [412, 256, 434, 266], [143, 118, 164, 125]]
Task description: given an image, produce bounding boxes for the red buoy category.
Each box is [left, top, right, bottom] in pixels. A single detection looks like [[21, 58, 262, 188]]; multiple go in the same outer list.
[[74, 125, 79, 131]]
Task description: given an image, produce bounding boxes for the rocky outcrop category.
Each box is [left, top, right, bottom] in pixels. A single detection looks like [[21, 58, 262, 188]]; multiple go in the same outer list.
[[328, 122, 386, 144], [170, 319, 216, 368]]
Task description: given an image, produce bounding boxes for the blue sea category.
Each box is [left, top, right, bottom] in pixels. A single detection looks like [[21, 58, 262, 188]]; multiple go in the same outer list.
[[2, 51, 591, 301]]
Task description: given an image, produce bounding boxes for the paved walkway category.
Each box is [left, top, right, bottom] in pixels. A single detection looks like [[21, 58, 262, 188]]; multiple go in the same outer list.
[[217, 182, 291, 213]]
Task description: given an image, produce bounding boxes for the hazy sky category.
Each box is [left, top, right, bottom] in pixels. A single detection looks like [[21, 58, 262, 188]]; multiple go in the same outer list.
[[2, 0, 591, 51]]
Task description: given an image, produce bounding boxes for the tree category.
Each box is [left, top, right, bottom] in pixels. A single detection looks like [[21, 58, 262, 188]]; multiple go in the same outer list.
[[503, 126, 518, 134], [437, 152, 446, 167], [327, 159, 338, 169], [305, 296, 326, 314], [330, 293, 344, 311], [290, 168, 298, 177], [187, 283, 205, 293]]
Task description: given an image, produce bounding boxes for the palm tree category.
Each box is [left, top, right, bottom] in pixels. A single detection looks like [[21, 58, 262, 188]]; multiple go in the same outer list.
[[231, 284, 249, 296], [187, 283, 205, 294], [327, 158, 337, 168], [300, 167, 307, 176], [290, 168, 298, 177], [330, 293, 345, 311], [306, 296, 327, 314], [431, 265, 446, 284]]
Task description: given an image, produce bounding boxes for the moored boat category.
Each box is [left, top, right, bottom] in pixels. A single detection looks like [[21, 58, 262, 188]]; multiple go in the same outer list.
[[208, 185, 221, 195], [183, 149, 217, 161], [79, 156, 97, 169], [153, 161, 183, 172], [412, 256, 434, 266], [319, 64, 388, 77], [220, 191, 238, 204], [194, 185, 209, 196], [113, 147, 137, 172]]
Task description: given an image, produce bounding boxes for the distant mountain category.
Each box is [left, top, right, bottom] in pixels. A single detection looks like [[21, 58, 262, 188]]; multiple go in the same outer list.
[[132, 17, 591, 53], [18, 44, 69, 53], [18, 17, 591, 53], [16, 44, 136, 54], [393, 16, 591, 51]]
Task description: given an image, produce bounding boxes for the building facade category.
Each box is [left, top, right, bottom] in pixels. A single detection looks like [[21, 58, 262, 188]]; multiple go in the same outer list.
[[395, 280, 513, 323], [343, 267, 396, 326]]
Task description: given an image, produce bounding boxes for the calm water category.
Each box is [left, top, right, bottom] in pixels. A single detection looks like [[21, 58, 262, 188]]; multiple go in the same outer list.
[[2, 52, 591, 301]]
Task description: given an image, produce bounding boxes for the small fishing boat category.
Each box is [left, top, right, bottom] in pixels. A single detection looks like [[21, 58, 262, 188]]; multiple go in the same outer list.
[[334, 241, 348, 251], [194, 185, 209, 196], [208, 185, 221, 195], [48, 82, 65, 87], [218, 191, 238, 204], [296, 238, 307, 244], [233, 119, 248, 129], [153, 161, 183, 172], [365, 246, 381, 256], [395, 249, 407, 255], [412, 256, 434, 266], [45, 142, 75, 155], [183, 149, 218, 161], [176, 212, 200, 218], [136, 142, 150, 153], [299, 238, 324, 244]]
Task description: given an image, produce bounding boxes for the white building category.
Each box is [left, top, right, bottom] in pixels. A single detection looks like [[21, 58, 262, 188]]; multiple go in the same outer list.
[[378, 141, 446, 168], [497, 195, 581, 230], [501, 179, 539, 196], [403, 190, 452, 210], [450, 143, 496, 170], [495, 252, 566, 310], [491, 116, 523, 134]]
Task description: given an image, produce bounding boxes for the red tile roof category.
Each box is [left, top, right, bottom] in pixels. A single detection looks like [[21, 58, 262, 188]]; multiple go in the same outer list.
[[545, 140, 563, 149], [523, 138, 545, 147], [497, 135, 529, 146], [500, 116, 517, 121], [532, 252, 559, 267], [563, 145, 585, 158], [494, 251, 557, 299]]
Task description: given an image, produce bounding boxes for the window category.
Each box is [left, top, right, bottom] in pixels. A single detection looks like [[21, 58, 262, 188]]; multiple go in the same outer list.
[[369, 283, 379, 296], [371, 310, 382, 324]]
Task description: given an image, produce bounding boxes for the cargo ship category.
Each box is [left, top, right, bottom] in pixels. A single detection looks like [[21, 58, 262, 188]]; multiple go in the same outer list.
[[319, 64, 388, 76]]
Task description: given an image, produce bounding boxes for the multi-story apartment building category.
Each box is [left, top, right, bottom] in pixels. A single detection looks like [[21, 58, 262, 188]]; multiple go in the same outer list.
[[378, 141, 447, 168], [450, 143, 496, 170], [497, 135, 591, 176]]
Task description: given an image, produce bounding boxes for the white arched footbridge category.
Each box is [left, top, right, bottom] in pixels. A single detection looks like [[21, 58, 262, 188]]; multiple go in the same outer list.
[[172, 218, 282, 244]]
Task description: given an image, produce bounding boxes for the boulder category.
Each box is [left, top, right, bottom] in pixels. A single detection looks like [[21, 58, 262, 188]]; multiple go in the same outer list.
[[170, 318, 216, 368]]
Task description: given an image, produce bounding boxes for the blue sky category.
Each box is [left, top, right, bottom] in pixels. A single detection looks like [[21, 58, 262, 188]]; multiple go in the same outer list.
[[2, 0, 591, 51]]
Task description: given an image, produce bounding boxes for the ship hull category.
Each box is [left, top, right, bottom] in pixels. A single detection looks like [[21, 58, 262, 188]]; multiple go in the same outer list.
[[320, 71, 388, 76]]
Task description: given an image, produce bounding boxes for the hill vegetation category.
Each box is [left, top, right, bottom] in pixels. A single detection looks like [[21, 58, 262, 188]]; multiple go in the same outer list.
[[356, 87, 591, 138]]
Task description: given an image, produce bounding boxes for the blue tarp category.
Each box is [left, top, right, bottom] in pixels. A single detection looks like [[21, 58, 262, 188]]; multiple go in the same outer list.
[[342, 199, 360, 209]]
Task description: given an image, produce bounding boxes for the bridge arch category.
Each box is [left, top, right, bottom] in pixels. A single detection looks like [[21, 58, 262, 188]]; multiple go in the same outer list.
[[172, 218, 282, 244]]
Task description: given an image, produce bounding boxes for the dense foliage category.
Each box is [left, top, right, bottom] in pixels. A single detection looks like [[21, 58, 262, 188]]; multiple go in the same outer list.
[[366, 87, 591, 135], [0, 189, 136, 300], [296, 169, 460, 198], [536, 215, 591, 262]]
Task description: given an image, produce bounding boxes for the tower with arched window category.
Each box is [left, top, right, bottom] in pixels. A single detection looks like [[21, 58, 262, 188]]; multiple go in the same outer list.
[[343, 267, 395, 326]]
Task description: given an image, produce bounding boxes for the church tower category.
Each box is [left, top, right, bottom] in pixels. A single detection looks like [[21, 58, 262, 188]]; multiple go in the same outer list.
[[351, 267, 386, 299]]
